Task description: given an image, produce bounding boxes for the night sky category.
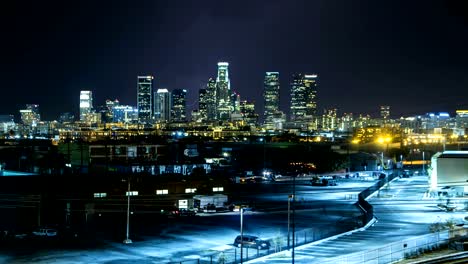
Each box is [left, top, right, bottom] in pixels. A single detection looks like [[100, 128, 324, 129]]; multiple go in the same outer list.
[[1, 0, 468, 120]]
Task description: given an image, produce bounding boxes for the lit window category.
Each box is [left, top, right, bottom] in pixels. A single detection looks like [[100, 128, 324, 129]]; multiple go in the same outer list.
[[125, 191, 138, 196], [94, 193, 107, 198], [185, 188, 197, 193], [156, 189, 169, 195], [213, 187, 224, 192]]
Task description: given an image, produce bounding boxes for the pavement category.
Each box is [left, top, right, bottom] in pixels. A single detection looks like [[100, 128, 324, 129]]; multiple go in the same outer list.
[[246, 175, 467, 264]]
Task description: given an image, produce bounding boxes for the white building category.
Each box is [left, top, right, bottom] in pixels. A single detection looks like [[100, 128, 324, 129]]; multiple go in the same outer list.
[[430, 151, 468, 195]]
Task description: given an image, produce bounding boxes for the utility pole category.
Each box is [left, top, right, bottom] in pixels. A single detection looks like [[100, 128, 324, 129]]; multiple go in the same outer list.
[[292, 175, 296, 264], [240, 208, 244, 263], [123, 179, 132, 244]]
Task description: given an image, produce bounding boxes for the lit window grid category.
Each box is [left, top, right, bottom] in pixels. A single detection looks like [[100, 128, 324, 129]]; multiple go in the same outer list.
[[156, 189, 169, 195]]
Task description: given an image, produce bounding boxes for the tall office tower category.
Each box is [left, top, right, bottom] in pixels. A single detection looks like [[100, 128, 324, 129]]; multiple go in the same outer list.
[[100, 99, 119, 123], [79, 91, 93, 122], [206, 78, 217, 121], [263, 72, 280, 122], [20, 104, 40, 126], [230, 91, 241, 114], [290, 74, 318, 121], [240, 100, 259, 126], [216, 62, 231, 120], [137, 75, 154, 123], [322, 108, 338, 131], [154, 88, 171, 122], [198, 88, 208, 121], [171, 89, 187, 122], [380, 105, 390, 119]]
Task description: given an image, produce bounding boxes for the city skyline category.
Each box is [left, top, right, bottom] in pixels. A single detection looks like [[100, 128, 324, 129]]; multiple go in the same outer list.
[[1, 1, 468, 120]]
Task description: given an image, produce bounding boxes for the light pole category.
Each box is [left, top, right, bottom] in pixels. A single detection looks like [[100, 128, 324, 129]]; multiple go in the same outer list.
[[381, 152, 384, 171], [287, 194, 293, 248], [123, 179, 132, 244], [240, 207, 244, 263], [422, 151, 425, 175], [292, 175, 296, 264]]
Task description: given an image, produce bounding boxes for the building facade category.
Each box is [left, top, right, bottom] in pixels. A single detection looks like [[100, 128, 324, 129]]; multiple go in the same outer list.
[[263, 72, 280, 123], [154, 88, 171, 123], [216, 62, 231, 120], [79, 91, 93, 122], [198, 88, 208, 122], [171, 89, 187, 122], [206, 78, 217, 121], [290, 74, 318, 121], [137, 76, 154, 123], [20, 104, 40, 126]]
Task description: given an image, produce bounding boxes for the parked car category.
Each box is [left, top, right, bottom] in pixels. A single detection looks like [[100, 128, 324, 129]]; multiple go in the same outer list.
[[32, 228, 57, 237], [234, 235, 270, 250], [179, 209, 196, 216]]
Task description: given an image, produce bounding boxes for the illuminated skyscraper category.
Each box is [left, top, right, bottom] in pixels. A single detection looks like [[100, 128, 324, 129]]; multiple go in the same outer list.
[[380, 105, 390, 119], [216, 62, 231, 120], [154, 88, 171, 122], [171, 89, 187, 122], [79, 91, 93, 121], [20, 104, 40, 126], [290, 74, 318, 121], [322, 108, 338, 131], [263, 72, 280, 122], [137, 75, 154, 123], [206, 78, 217, 121], [240, 100, 258, 126], [198, 88, 208, 122], [230, 91, 241, 114]]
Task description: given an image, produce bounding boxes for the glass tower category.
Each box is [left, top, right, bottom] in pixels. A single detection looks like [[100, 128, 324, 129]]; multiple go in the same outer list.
[[154, 88, 171, 122], [198, 88, 208, 122], [290, 74, 317, 121], [171, 89, 187, 122], [216, 62, 231, 120], [206, 78, 217, 121], [79, 91, 93, 122], [263, 72, 280, 122], [137, 76, 153, 123]]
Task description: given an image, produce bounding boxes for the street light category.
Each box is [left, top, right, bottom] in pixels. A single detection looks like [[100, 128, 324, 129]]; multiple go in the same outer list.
[[381, 152, 384, 171], [422, 151, 425, 175], [287, 194, 294, 248], [240, 207, 244, 263], [123, 179, 132, 244]]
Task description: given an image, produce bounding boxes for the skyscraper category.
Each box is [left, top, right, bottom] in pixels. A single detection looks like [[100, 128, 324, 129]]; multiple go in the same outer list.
[[137, 76, 154, 123], [154, 88, 171, 122], [79, 91, 93, 122], [20, 104, 40, 126], [230, 91, 240, 114], [290, 74, 318, 121], [380, 105, 390, 119], [216, 62, 231, 120], [263, 72, 280, 122], [206, 78, 217, 121], [240, 100, 258, 126], [198, 88, 208, 122], [171, 89, 187, 122]]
